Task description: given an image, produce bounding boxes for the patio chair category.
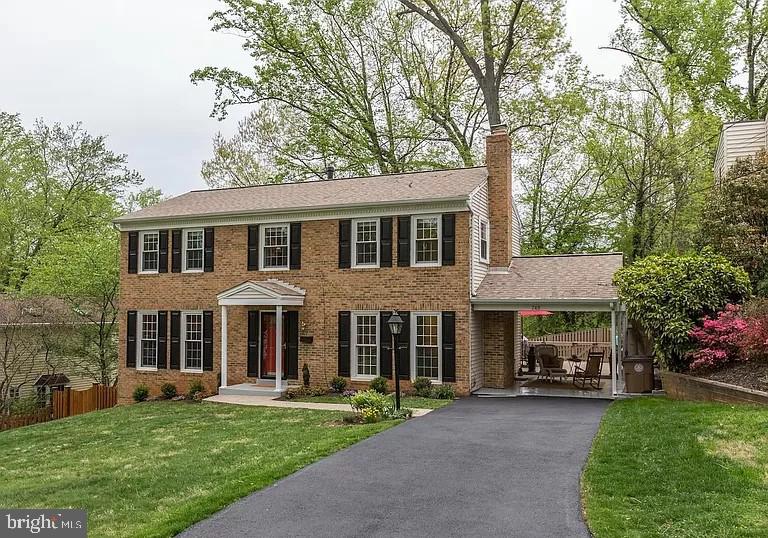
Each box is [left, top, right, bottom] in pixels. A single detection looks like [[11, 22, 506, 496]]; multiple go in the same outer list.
[[573, 350, 604, 389], [535, 345, 567, 383]]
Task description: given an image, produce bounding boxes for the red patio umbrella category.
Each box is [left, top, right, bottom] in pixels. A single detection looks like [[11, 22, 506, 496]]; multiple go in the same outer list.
[[519, 309, 553, 317]]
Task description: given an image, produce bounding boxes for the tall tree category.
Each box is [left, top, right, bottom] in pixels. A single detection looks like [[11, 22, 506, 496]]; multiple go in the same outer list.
[[0, 113, 142, 290], [396, 0, 566, 127], [613, 0, 768, 119]]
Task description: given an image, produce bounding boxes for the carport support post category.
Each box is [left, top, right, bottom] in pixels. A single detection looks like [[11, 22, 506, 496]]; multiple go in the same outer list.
[[610, 307, 617, 397]]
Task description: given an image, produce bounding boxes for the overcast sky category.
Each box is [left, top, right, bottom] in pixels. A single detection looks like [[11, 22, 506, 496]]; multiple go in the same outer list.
[[0, 0, 625, 196]]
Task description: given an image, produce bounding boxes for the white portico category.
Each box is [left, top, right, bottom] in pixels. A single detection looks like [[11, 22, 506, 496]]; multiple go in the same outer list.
[[216, 279, 305, 393]]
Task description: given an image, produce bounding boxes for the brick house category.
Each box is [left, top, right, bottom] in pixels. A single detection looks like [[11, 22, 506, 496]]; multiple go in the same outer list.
[[115, 126, 625, 403]]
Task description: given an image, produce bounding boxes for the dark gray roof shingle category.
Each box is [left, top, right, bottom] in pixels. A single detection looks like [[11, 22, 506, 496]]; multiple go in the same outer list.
[[116, 167, 487, 223]]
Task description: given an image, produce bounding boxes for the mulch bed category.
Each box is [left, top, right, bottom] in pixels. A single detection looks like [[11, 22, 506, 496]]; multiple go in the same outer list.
[[696, 361, 768, 393]]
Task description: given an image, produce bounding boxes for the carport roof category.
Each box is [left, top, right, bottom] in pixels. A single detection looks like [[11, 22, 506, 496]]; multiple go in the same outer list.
[[472, 253, 624, 311]]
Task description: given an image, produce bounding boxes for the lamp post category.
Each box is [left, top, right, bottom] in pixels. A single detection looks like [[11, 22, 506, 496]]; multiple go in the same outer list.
[[387, 310, 404, 410]]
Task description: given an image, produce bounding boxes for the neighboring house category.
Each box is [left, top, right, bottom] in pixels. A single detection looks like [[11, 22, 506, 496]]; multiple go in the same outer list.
[[0, 296, 93, 407], [714, 115, 768, 183], [114, 126, 625, 402]]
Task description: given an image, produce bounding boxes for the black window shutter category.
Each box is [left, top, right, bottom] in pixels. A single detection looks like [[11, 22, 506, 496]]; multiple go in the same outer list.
[[380, 218, 393, 267], [171, 230, 182, 273], [204, 227, 214, 272], [338, 220, 351, 269], [203, 310, 214, 371], [396, 311, 410, 379], [338, 311, 351, 376], [247, 225, 259, 271], [126, 310, 137, 367], [286, 311, 299, 379], [170, 311, 181, 369], [442, 214, 455, 266], [157, 311, 168, 368], [442, 311, 456, 382], [158, 230, 169, 273], [380, 312, 392, 379], [290, 223, 301, 270], [247, 311, 259, 377], [127, 232, 138, 274], [397, 216, 410, 267]]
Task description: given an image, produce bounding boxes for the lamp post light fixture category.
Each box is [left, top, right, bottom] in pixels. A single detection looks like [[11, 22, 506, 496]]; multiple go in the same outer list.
[[387, 310, 405, 410]]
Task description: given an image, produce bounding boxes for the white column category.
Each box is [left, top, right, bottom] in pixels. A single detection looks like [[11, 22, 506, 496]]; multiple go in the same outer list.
[[220, 305, 228, 389], [610, 307, 617, 397], [275, 304, 283, 392]]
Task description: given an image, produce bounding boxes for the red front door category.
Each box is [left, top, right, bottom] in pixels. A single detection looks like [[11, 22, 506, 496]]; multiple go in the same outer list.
[[260, 312, 287, 378]]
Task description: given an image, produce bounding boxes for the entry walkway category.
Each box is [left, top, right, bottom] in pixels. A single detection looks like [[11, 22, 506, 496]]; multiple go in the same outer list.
[[183, 397, 608, 538]]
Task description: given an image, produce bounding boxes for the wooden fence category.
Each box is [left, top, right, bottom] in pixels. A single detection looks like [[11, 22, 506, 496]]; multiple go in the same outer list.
[[537, 327, 611, 343], [52, 384, 117, 419], [0, 407, 53, 431]]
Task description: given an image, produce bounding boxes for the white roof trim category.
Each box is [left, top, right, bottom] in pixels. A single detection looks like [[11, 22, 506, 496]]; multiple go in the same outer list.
[[471, 298, 624, 312], [217, 280, 306, 306]]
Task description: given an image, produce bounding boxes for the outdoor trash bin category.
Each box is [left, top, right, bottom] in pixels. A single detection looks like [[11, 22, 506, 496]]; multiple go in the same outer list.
[[622, 356, 654, 393]]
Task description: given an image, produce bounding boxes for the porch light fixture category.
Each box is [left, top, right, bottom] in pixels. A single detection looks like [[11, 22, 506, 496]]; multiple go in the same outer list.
[[387, 311, 404, 410]]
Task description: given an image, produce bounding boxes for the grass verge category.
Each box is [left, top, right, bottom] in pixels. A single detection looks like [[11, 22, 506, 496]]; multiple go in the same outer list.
[[290, 394, 453, 409], [582, 397, 768, 537], [0, 401, 396, 537]]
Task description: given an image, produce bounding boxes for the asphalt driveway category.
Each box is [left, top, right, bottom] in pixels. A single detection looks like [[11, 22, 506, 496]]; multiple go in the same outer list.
[[180, 397, 609, 538]]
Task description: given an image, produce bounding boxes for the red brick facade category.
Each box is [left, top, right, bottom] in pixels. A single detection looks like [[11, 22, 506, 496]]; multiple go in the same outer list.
[[118, 214, 473, 402]]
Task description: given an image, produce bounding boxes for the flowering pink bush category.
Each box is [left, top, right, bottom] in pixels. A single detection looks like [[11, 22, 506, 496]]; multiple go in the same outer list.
[[688, 304, 748, 370]]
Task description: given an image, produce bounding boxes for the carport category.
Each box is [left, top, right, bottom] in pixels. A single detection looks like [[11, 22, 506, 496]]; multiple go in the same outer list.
[[472, 253, 627, 397]]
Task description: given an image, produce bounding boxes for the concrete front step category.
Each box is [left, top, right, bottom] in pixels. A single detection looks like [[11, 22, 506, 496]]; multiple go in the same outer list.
[[219, 383, 290, 397]]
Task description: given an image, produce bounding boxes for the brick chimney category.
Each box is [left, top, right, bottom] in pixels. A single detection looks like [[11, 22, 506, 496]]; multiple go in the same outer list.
[[485, 124, 513, 267]]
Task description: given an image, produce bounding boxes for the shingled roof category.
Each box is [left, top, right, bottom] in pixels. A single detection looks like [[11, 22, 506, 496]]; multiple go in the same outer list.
[[116, 166, 488, 224], [473, 253, 624, 307]]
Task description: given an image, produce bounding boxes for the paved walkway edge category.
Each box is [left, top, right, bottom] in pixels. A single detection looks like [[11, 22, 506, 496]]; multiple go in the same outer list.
[[204, 394, 432, 416]]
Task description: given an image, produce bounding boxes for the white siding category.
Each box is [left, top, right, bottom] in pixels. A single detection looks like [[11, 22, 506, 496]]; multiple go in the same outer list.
[[469, 181, 490, 294], [469, 309, 484, 391], [715, 119, 766, 182]]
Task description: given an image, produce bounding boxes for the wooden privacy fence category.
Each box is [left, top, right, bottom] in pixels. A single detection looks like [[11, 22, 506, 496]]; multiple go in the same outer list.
[[538, 327, 611, 344], [0, 407, 52, 431], [52, 384, 117, 419]]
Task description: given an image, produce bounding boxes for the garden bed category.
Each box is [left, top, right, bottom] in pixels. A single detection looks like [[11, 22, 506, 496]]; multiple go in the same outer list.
[[696, 361, 768, 393]]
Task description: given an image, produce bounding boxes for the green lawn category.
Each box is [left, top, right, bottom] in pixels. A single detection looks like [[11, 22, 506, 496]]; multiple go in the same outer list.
[[290, 394, 454, 409], [0, 401, 396, 538], [583, 398, 768, 538]]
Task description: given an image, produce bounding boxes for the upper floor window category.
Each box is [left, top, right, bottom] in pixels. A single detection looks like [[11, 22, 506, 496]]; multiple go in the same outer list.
[[352, 219, 378, 268], [140, 231, 159, 273], [182, 312, 203, 372], [352, 311, 378, 379], [138, 311, 158, 369], [413, 312, 440, 381], [479, 218, 489, 263], [412, 215, 441, 266], [184, 229, 204, 272], [261, 224, 289, 270]]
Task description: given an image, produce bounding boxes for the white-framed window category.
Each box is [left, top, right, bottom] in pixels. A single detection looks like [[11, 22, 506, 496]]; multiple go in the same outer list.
[[9, 386, 20, 399], [183, 229, 204, 272], [182, 311, 203, 372], [261, 224, 290, 270], [411, 215, 441, 266], [137, 311, 158, 370], [412, 312, 441, 381], [479, 217, 489, 263], [352, 219, 379, 268], [352, 311, 379, 379], [139, 231, 159, 273]]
